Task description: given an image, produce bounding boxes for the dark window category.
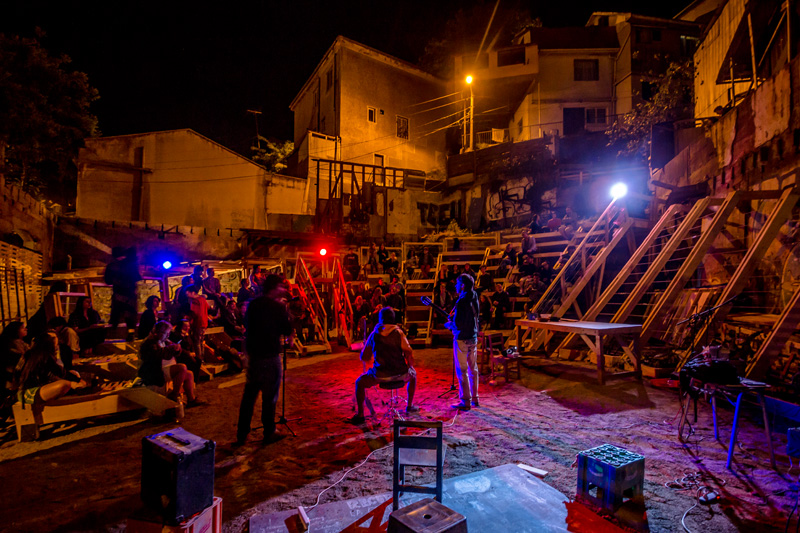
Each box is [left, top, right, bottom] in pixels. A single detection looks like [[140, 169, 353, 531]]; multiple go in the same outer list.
[[326, 68, 333, 91], [596, 16, 609, 27], [396, 115, 409, 139], [635, 28, 662, 44], [563, 108, 586, 135], [641, 81, 655, 101], [374, 154, 384, 167], [368, 107, 377, 123], [586, 108, 606, 124], [574, 59, 599, 81], [497, 47, 526, 67], [680, 35, 699, 56]]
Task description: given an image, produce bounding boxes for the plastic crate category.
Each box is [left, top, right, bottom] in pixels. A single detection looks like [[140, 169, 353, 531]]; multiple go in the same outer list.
[[577, 444, 644, 513], [127, 496, 222, 533]]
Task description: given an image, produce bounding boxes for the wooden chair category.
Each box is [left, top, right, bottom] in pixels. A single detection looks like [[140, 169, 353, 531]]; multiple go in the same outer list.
[[392, 419, 444, 511], [487, 333, 521, 384]]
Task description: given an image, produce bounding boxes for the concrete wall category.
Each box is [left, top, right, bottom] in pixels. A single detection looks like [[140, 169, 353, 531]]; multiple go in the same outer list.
[[77, 130, 306, 230], [0, 178, 55, 270], [512, 50, 615, 140]]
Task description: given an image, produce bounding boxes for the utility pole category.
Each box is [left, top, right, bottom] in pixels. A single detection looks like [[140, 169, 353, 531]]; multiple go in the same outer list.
[[465, 75, 474, 152], [247, 109, 262, 149]]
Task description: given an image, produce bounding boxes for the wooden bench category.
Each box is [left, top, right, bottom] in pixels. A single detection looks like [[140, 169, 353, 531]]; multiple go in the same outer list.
[[12, 384, 179, 441]]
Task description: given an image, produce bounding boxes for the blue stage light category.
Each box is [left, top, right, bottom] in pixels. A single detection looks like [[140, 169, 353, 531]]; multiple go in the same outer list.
[[162, 261, 173, 270]]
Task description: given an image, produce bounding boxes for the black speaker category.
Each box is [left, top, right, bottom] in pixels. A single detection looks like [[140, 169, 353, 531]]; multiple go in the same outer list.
[[141, 427, 215, 524]]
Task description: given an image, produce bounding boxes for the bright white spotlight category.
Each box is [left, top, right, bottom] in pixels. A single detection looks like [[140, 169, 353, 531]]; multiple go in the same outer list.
[[162, 261, 173, 270], [610, 182, 628, 200]]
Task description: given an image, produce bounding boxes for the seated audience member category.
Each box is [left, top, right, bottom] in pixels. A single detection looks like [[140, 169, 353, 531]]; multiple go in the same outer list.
[[389, 275, 405, 298], [405, 250, 418, 279], [523, 271, 547, 303], [221, 299, 245, 338], [420, 247, 435, 270], [384, 252, 400, 275], [477, 265, 494, 293], [17, 332, 86, 408], [47, 317, 80, 372], [546, 210, 562, 232], [490, 283, 511, 329], [377, 244, 389, 273], [138, 321, 200, 405], [385, 284, 405, 325], [521, 228, 537, 258], [237, 278, 255, 305], [462, 263, 476, 280], [420, 262, 432, 279], [191, 265, 205, 292], [170, 318, 203, 379], [25, 281, 68, 342], [203, 267, 222, 296], [288, 288, 311, 343], [355, 282, 366, 301], [346, 282, 357, 303], [348, 308, 417, 424], [479, 293, 493, 329], [0, 321, 29, 420], [539, 260, 553, 284], [352, 295, 371, 341], [500, 243, 517, 272], [138, 295, 161, 339], [437, 264, 452, 289], [519, 254, 538, 277], [68, 296, 106, 355], [529, 213, 542, 234], [433, 282, 453, 327], [249, 265, 265, 297], [375, 277, 388, 295], [343, 248, 361, 280]]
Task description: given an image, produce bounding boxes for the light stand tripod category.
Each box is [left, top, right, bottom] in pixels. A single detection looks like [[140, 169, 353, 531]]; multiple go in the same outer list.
[[438, 356, 458, 398], [276, 336, 301, 436]]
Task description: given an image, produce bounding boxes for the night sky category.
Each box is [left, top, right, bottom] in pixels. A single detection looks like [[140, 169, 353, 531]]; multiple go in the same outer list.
[[4, 1, 680, 156]]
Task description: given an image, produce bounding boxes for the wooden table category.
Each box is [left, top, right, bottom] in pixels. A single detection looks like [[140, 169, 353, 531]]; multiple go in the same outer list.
[[514, 319, 642, 385]]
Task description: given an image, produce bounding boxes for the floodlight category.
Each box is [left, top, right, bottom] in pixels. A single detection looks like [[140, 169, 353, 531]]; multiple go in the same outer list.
[[610, 182, 628, 200], [465, 75, 473, 84], [162, 261, 173, 270], [319, 248, 328, 257]]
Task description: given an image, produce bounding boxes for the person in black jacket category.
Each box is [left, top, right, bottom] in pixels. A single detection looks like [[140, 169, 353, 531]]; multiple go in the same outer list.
[[236, 274, 294, 446], [491, 283, 511, 329], [447, 273, 480, 410], [104, 246, 141, 341]]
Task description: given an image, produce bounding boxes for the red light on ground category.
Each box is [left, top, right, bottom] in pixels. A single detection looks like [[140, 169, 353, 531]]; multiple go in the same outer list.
[[319, 248, 327, 256]]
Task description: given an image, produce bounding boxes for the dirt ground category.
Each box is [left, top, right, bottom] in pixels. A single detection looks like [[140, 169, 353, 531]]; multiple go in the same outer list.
[[0, 346, 796, 532]]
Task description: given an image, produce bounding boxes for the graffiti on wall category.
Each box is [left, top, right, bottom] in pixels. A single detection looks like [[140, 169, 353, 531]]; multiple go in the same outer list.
[[417, 201, 462, 227]]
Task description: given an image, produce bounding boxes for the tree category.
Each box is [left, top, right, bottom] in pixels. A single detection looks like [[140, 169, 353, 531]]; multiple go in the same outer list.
[[606, 58, 694, 160], [0, 32, 99, 201], [250, 137, 294, 173]]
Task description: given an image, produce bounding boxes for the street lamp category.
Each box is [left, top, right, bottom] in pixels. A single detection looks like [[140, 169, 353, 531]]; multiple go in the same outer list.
[[465, 75, 474, 152]]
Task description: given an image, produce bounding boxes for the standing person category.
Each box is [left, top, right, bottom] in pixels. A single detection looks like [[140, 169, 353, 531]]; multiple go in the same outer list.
[[104, 246, 141, 341], [137, 296, 161, 340], [236, 274, 294, 446], [343, 248, 361, 281], [447, 274, 480, 410], [186, 286, 209, 361]]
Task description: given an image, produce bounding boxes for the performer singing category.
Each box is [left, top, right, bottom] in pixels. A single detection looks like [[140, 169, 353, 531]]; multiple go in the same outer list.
[[347, 307, 417, 424], [448, 273, 480, 410], [236, 274, 294, 445]]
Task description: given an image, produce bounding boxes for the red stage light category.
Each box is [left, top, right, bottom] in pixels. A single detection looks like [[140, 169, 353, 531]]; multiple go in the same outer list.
[[319, 248, 327, 256]]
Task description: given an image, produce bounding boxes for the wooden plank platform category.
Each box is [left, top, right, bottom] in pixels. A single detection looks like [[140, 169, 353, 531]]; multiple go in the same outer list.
[[249, 463, 629, 533]]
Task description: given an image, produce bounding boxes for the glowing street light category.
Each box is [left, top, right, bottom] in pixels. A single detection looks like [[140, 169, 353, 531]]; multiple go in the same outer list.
[[465, 75, 474, 152], [610, 182, 628, 200]]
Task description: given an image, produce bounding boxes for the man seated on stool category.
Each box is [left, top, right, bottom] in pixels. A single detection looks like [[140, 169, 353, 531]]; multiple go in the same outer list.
[[348, 307, 417, 424]]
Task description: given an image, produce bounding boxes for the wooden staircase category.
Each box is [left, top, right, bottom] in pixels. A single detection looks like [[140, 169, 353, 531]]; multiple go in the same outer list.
[[294, 256, 331, 355], [332, 258, 355, 349]]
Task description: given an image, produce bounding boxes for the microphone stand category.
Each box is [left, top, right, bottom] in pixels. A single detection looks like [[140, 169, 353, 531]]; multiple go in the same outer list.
[[276, 336, 301, 436]]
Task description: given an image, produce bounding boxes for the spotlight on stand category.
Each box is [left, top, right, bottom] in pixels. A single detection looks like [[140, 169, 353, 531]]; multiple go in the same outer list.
[[162, 260, 173, 270], [610, 182, 628, 200]]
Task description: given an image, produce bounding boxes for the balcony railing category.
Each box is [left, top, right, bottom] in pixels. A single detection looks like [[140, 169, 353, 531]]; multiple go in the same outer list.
[[475, 129, 509, 146]]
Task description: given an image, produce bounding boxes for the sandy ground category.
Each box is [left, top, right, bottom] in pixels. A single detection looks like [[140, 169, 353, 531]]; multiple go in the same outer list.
[[0, 346, 796, 532]]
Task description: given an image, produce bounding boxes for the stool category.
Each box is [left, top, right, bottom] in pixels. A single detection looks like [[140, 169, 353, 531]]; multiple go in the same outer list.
[[380, 380, 407, 423], [487, 334, 520, 384], [576, 444, 644, 514], [388, 497, 466, 533]]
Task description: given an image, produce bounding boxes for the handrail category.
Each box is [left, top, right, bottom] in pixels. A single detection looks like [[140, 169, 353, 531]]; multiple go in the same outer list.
[[332, 258, 354, 347], [295, 256, 327, 334]]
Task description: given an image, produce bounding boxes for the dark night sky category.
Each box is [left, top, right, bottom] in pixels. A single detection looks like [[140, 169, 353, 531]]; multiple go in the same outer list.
[[4, 1, 680, 156]]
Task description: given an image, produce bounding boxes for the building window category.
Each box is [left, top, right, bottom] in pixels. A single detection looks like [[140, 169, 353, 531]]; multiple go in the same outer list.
[[374, 154, 384, 167], [396, 115, 409, 139], [574, 59, 599, 81], [517, 118, 523, 137], [497, 47, 526, 67], [368, 107, 377, 123], [326, 68, 333, 91], [680, 35, 699, 56], [636, 28, 661, 44], [641, 81, 655, 101], [586, 108, 607, 124]]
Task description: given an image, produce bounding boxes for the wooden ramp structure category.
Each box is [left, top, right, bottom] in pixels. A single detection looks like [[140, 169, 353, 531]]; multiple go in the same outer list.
[[294, 256, 331, 355], [510, 198, 637, 351], [551, 198, 715, 354]]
